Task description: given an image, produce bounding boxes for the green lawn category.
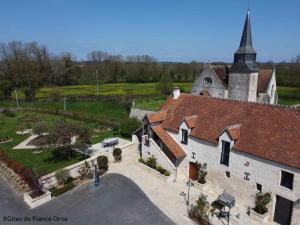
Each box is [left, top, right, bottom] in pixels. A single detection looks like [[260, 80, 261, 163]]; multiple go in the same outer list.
[[135, 98, 167, 111], [90, 130, 115, 144], [0, 112, 113, 174], [0, 100, 129, 124], [277, 86, 300, 98]]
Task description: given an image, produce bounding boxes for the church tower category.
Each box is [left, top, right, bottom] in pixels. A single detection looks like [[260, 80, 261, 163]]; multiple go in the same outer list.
[[228, 10, 259, 102]]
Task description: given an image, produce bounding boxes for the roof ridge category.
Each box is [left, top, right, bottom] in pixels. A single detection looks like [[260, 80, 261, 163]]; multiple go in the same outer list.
[[185, 115, 198, 120], [194, 95, 299, 112], [148, 110, 168, 115], [227, 124, 242, 129]]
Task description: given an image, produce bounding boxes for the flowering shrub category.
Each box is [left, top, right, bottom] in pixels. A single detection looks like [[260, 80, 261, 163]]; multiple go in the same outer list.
[[0, 150, 43, 194]]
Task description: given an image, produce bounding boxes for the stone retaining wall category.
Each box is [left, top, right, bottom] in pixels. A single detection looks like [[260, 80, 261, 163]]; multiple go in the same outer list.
[[0, 161, 30, 193]]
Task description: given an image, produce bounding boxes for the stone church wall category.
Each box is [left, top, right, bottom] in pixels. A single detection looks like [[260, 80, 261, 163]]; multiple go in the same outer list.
[[191, 67, 225, 98]]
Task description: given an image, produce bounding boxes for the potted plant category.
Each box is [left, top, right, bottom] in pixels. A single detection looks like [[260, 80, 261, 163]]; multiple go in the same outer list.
[[97, 155, 108, 175], [250, 192, 271, 224], [113, 148, 122, 162], [193, 162, 209, 191]]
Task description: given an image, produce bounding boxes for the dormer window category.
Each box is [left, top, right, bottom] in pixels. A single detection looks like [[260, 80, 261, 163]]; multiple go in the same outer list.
[[220, 141, 230, 166], [181, 129, 188, 145]]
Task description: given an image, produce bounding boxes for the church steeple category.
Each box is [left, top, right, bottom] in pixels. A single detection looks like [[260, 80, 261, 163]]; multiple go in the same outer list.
[[230, 10, 259, 73]]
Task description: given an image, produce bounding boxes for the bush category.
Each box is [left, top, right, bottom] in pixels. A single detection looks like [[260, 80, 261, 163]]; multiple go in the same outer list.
[[97, 155, 108, 171], [146, 155, 157, 169], [120, 117, 141, 138], [55, 169, 70, 185], [2, 109, 16, 117], [78, 161, 93, 179], [138, 158, 145, 164], [253, 192, 271, 215], [196, 162, 207, 184], [188, 194, 210, 225], [113, 148, 122, 161], [157, 75, 174, 95], [156, 165, 167, 174], [164, 171, 171, 176], [33, 121, 49, 136]]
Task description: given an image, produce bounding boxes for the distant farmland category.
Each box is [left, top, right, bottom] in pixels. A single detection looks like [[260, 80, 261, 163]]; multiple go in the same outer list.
[[7, 83, 300, 109]]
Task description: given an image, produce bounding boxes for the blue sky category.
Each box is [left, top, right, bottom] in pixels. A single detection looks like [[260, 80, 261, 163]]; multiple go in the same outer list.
[[0, 0, 299, 62]]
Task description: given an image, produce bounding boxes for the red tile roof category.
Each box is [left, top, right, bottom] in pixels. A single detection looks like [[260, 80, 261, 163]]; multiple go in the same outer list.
[[224, 124, 241, 140], [211, 66, 229, 88], [257, 69, 273, 93], [147, 111, 168, 123], [183, 115, 198, 129], [200, 89, 211, 97], [158, 94, 300, 169], [151, 125, 186, 160]]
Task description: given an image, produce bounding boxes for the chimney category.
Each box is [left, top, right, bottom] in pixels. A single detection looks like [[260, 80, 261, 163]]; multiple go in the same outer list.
[[173, 87, 180, 99]]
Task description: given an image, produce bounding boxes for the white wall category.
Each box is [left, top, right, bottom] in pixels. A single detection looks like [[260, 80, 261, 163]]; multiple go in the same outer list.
[[266, 69, 277, 104], [141, 136, 176, 175], [168, 129, 300, 225]]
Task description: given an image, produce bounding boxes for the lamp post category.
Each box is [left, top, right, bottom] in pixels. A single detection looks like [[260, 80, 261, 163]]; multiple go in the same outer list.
[[94, 165, 100, 187], [186, 179, 194, 206]]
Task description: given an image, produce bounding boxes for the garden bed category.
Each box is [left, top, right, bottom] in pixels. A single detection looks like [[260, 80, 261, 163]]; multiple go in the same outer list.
[[24, 190, 52, 208], [50, 182, 76, 197], [27, 135, 50, 146], [0, 136, 13, 144], [137, 161, 172, 183], [138, 158, 171, 176]]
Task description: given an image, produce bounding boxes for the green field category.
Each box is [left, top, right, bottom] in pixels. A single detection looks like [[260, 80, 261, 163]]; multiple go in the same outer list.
[[0, 112, 117, 174], [277, 86, 300, 105], [6, 101, 129, 123], [4, 83, 300, 113], [15, 82, 192, 99]]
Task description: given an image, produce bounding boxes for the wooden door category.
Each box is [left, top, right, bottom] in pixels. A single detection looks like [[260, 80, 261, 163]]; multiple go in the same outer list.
[[189, 162, 198, 181], [274, 195, 293, 225]]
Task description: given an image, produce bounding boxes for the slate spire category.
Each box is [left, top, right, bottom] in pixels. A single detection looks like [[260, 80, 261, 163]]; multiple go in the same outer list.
[[230, 10, 259, 73], [236, 10, 256, 54]]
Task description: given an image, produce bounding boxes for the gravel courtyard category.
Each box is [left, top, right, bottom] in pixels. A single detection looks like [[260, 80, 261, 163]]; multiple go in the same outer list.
[[0, 174, 176, 225]]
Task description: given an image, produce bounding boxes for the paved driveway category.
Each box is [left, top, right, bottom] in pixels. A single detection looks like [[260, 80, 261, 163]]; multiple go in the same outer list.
[[0, 174, 176, 225]]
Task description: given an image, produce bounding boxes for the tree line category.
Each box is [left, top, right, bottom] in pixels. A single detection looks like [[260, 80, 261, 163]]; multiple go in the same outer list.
[[0, 41, 299, 101]]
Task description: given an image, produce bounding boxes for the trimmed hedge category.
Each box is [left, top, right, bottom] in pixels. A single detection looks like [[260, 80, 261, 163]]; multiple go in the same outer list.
[[97, 155, 108, 171]]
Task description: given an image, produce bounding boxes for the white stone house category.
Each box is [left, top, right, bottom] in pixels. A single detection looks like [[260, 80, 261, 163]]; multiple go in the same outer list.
[[191, 11, 278, 104], [136, 89, 300, 225]]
